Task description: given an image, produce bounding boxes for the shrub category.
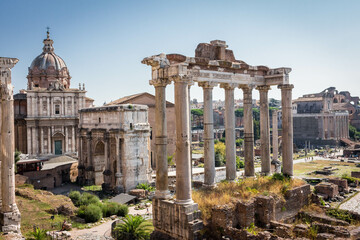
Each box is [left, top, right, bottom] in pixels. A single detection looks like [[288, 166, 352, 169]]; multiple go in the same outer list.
[[341, 173, 360, 184], [197, 163, 204, 168], [117, 204, 129, 217], [271, 173, 287, 182], [236, 156, 244, 169], [236, 138, 243, 147], [69, 190, 81, 206], [136, 183, 154, 192], [167, 154, 175, 166], [78, 192, 100, 206], [215, 152, 224, 167], [113, 215, 152, 240], [83, 204, 103, 223], [101, 201, 129, 217], [30, 227, 47, 240], [326, 208, 354, 224]]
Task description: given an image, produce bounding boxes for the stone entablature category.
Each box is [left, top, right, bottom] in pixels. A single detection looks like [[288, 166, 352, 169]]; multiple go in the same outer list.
[[78, 104, 151, 193]]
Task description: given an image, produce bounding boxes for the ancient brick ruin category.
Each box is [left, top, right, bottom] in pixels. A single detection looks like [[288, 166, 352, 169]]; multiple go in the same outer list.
[[142, 40, 294, 239]]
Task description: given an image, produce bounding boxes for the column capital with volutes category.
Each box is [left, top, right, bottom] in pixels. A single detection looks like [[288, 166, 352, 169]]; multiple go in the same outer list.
[[238, 84, 254, 93], [149, 78, 171, 87], [198, 81, 218, 89], [220, 82, 237, 90], [170, 75, 193, 85], [278, 84, 294, 90], [256, 85, 271, 92]]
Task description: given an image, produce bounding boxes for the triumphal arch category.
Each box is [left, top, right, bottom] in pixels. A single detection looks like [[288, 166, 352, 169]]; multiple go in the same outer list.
[[142, 40, 294, 240], [0, 57, 21, 233]]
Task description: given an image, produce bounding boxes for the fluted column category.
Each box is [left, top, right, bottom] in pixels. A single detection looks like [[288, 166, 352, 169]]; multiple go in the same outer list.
[[150, 77, 171, 199], [199, 82, 217, 187], [278, 84, 294, 176], [240, 85, 255, 177], [257, 85, 271, 175], [221, 83, 237, 181], [173, 75, 193, 204], [0, 57, 18, 213], [272, 110, 279, 162]]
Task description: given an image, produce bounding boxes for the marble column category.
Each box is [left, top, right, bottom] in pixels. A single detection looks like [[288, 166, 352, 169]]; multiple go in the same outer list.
[[272, 110, 279, 161], [47, 97, 50, 116], [27, 127, 32, 155], [64, 126, 68, 153], [72, 97, 75, 116], [48, 127, 51, 154], [257, 85, 271, 175], [40, 127, 44, 154], [72, 126, 76, 152], [150, 77, 171, 199], [199, 82, 217, 187], [173, 75, 193, 204], [241, 86, 255, 177], [39, 96, 43, 116], [32, 127, 37, 155], [278, 84, 294, 176], [221, 83, 237, 181], [115, 137, 122, 187], [0, 57, 18, 214]]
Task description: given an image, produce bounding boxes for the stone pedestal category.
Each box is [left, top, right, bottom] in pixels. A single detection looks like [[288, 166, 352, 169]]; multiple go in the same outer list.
[[0, 57, 21, 233], [151, 199, 203, 240], [241, 86, 255, 177]]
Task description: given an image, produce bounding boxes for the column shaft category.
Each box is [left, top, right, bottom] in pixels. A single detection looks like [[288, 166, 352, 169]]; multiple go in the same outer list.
[[48, 127, 51, 154], [224, 86, 236, 180], [154, 84, 170, 199], [1, 77, 16, 212], [242, 87, 255, 176], [174, 76, 192, 204], [272, 110, 279, 161], [278, 84, 294, 176], [199, 83, 216, 186], [257, 86, 271, 175]]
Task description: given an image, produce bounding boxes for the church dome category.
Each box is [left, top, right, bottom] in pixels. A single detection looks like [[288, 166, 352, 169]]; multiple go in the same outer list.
[[27, 30, 71, 89], [30, 51, 67, 71]]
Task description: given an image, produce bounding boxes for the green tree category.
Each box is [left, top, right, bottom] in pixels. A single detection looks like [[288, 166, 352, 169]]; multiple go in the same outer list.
[[14, 150, 21, 173], [252, 108, 260, 121], [235, 108, 244, 118], [236, 138, 243, 147], [269, 107, 279, 116], [253, 120, 260, 141], [114, 215, 152, 240], [269, 98, 281, 108], [191, 109, 204, 116]]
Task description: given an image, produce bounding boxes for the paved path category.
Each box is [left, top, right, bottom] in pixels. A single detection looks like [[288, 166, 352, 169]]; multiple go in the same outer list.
[[339, 192, 360, 214], [71, 219, 115, 240]]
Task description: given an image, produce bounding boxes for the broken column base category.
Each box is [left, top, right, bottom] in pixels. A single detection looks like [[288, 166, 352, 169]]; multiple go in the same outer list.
[[0, 204, 21, 234], [151, 198, 203, 240]]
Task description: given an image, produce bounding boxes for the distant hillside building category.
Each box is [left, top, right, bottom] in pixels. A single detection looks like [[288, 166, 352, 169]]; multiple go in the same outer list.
[[106, 92, 176, 169], [293, 87, 349, 147], [14, 31, 94, 156], [78, 105, 151, 193]]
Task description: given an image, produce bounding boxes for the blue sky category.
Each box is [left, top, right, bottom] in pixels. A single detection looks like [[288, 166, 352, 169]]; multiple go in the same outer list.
[[1, 0, 360, 105]]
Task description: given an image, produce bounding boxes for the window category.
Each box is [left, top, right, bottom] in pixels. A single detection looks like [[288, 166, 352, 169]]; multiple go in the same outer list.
[[55, 105, 60, 115], [99, 117, 101, 123]]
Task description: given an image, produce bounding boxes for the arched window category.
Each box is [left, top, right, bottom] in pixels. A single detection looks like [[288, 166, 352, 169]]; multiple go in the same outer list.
[[333, 99, 338, 103], [94, 141, 105, 156]]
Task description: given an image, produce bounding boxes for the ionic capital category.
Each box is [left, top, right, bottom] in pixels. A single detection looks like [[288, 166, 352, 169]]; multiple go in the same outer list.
[[0, 57, 19, 71], [278, 84, 294, 91], [198, 81, 218, 89], [220, 83, 237, 90], [170, 75, 193, 85], [149, 78, 171, 87], [256, 85, 271, 92]]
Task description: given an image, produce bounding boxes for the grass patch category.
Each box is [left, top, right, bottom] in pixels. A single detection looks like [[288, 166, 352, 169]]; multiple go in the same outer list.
[[193, 175, 305, 221], [294, 160, 360, 178], [82, 185, 102, 191], [326, 208, 355, 224]]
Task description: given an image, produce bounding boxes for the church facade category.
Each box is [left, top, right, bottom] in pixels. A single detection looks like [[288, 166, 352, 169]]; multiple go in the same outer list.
[[15, 31, 94, 156]]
